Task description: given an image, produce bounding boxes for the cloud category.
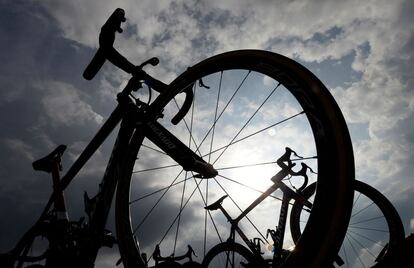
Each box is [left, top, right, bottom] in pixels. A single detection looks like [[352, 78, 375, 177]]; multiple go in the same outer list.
[[37, 80, 104, 127], [1, 138, 34, 162]]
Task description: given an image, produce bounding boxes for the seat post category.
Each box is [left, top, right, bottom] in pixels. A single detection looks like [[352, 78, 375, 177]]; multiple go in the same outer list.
[[51, 158, 69, 222]]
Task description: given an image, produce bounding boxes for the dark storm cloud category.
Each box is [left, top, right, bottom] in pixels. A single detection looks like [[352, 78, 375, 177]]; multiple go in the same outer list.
[[0, 1, 118, 250]]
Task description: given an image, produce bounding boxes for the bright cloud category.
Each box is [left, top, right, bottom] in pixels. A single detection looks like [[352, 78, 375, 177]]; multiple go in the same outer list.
[[37, 80, 104, 127]]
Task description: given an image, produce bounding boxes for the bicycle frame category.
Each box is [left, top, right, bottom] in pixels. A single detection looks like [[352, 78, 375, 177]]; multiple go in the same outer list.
[[27, 78, 215, 266], [30, 100, 133, 265], [209, 168, 312, 263]]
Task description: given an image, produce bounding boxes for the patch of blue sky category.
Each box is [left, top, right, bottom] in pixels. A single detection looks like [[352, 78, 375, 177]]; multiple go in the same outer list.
[[297, 52, 363, 90], [348, 122, 370, 142], [267, 27, 369, 90]]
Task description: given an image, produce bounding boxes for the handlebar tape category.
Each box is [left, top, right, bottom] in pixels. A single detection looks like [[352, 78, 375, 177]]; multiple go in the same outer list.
[[83, 48, 106, 80], [82, 8, 127, 80]]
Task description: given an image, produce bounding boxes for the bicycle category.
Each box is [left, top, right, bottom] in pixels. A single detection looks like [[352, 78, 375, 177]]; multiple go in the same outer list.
[[290, 180, 405, 268], [201, 147, 316, 267], [1, 8, 355, 268]]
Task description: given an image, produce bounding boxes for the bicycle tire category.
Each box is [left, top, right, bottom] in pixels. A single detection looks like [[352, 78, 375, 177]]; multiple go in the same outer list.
[[116, 50, 355, 268], [201, 242, 260, 268], [290, 180, 405, 267]]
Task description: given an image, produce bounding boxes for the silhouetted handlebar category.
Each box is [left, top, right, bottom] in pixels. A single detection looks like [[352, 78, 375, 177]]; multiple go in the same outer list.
[[171, 85, 193, 125], [83, 8, 194, 125], [83, 8, 130, 80]]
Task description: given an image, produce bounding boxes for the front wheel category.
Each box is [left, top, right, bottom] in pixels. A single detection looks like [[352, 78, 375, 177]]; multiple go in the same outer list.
[[116, 50, 355, 268]]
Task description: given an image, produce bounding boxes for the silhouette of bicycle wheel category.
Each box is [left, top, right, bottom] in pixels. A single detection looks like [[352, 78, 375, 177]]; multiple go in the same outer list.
[[290, 180, 405, 267], [116, 50, 355, 268]]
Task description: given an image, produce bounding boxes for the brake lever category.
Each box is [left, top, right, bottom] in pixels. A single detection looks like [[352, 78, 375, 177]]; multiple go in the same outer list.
[[170, 83, 194, 125], [292, 163, 316, 191]]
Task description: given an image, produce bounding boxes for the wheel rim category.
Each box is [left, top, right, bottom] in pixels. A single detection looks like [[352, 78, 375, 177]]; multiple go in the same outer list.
[[117, 50, 354, 268]]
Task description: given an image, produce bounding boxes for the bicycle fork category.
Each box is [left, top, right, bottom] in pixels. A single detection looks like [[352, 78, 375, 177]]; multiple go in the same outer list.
[[144, 120, 218, 178]]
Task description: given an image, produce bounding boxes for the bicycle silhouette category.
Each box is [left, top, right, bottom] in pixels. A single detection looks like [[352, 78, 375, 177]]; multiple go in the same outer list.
[[202, 148, 405, 267], [202, 147, 315, 267], [1, 8, 356, 268]]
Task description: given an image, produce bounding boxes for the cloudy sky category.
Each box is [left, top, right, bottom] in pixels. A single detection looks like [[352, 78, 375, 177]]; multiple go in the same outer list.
[[0, 0, 413, 267]]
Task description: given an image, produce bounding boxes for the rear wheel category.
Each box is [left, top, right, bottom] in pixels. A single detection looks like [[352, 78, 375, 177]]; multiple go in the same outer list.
[[201, 242, 260, 268], [116, 50, 355, 267], [290, 180, 405, 267]]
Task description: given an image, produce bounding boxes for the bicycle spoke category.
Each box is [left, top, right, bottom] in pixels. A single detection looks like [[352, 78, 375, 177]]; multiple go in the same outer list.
[[347, 226, 388, 233], [349, 215, 385, 225], [347, 229, 387, 247], [217, 174, 284, 202], [148, 179, 203, 262], [191, 174, 224, 246], [203, 71, 223, 255], [133, 163, 179, 173], [351, 201, 375, 218], [206, 110, 304, 160], [217, 161, 276, 170], [172, 100, 203, 157], [353, 192, 362, 208], [341, 244, 350, 268], [213, 178, 269, 243], [132, 169, 186, 234], [215, 157, 315, 171], [347, 231, 378, 260], [141, 143, 167, 155], [174, 89, 197, 255], [345, 234, 366, 268], [193, 71, 251, 158], [173, 171, 188, 255], [129, 177, 192, 204], [212, 83, 281, 165], [209, 71, 222, 163]]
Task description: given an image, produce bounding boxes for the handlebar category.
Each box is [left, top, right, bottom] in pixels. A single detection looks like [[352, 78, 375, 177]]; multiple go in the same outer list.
[[153, 244, 197, 263], [83, 8, 130, 80], [273, 147, 316, 191], [82, 8, 193, 125]]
